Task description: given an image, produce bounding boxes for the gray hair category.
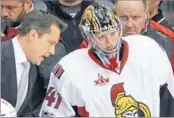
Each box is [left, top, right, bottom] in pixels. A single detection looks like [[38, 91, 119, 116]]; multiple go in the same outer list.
[[115, 0, 150, 33], [18, 10, 67, 36], [115, 0, 147, 9], [115, 0, 149, 19]]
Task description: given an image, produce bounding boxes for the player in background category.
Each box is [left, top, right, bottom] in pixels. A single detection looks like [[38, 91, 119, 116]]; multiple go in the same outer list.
[[39, 3, 174, 117]]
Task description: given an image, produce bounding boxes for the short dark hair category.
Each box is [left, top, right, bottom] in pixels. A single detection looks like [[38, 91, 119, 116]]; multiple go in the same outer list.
[[18, 10, 67, 36]]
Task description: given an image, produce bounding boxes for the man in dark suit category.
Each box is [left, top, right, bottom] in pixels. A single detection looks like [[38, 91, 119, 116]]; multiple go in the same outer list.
[[1, 10, 67, 117]]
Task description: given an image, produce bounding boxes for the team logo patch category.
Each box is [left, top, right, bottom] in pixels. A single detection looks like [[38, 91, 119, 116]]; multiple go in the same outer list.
[[110, 83, 151, 117], [94, 74, 110, 86], [52, 64, 64, 79]]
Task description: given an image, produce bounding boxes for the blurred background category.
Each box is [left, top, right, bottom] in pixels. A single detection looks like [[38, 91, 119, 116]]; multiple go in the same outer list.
[[34, 0, 174, 25], [94, 0, 174, 25], [160, 0, 174, 25]]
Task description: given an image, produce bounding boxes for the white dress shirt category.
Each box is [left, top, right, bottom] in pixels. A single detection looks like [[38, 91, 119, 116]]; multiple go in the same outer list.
[[12, 37, 29, 91], [11, 2, 33, 90]]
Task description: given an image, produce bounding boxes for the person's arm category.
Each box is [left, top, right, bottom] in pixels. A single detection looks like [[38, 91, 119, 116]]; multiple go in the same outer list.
[[157, 50, 174, 98], [39, 63, 76, 117], [150, 44, 174, 116], [160, 55, 174, 117]]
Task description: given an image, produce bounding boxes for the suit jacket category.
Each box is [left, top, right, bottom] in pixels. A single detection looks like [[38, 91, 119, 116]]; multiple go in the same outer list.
[[1, 39, 66, 116]]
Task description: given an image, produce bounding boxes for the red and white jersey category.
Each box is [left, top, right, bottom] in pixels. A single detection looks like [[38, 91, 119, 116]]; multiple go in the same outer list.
[[40, 35, 174, 117]]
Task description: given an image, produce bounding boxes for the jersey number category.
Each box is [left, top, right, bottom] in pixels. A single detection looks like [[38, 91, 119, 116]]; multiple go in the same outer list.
[[45, 87, 61, 109]]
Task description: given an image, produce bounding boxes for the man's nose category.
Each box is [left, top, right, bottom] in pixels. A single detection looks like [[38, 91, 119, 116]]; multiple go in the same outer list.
[[1, 7, 10, 18], [126, 18, 134, 28], [49, 45, 55, 55], [105, 35, 112, 44]]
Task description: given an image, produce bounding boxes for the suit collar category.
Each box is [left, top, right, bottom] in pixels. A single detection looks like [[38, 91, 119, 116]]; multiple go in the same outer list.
[[12, 37, 28, 64], [2, 39, 18, 106], [152, 9, 164, 23], [3, 39, 15, 59]]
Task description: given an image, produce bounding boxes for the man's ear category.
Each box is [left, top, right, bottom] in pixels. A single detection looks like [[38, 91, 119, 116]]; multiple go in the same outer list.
[[144, 8, 150, 21], [142, 10, 150, 32], [29, 29, 38, 41]]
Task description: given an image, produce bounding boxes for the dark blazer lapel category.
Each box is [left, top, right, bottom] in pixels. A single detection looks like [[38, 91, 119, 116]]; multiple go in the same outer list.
[[3, 40, 17, 107], [17, 64, 38, 115], [27, 64, 37, 98]]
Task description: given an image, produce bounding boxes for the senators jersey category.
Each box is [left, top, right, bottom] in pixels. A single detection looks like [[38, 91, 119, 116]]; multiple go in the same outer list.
[[40, 35, 174, 117]]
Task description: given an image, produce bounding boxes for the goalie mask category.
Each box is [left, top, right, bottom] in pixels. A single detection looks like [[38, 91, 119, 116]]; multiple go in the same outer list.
[[79, 3, 122, 56]]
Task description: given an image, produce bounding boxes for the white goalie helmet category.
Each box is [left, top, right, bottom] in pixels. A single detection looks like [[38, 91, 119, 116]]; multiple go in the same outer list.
[[79, 3, 122, 56], [1, 98, 17, 117]]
